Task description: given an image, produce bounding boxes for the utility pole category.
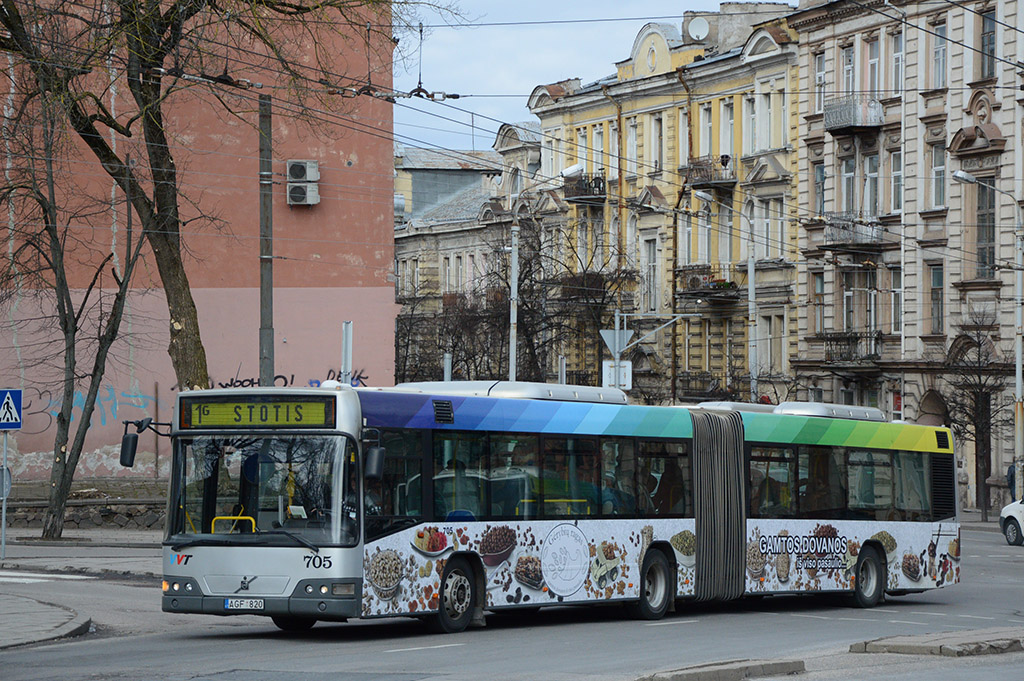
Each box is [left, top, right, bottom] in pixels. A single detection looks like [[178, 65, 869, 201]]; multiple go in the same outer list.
[[509, 222, 520, 381], [259, 94, 274, 386]]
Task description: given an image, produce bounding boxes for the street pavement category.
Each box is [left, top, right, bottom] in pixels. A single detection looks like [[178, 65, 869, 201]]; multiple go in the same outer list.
[[0, 511, 1019, 681]]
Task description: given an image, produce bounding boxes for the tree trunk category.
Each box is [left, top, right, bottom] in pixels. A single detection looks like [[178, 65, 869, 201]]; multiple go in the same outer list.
[[975, 393, 992, 522]]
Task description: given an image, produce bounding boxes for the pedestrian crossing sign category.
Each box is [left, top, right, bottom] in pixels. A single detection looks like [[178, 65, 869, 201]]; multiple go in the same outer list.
[[0, 389, 22, 430]]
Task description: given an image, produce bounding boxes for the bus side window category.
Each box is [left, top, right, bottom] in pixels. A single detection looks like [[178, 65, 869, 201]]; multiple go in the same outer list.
[[365, 429, 423, 542], [797, 445, 847, 519]]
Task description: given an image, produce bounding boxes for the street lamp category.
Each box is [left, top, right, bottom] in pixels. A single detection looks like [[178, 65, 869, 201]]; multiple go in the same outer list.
[[694, 190, 758, 401], [953, 169, 1023, 502]]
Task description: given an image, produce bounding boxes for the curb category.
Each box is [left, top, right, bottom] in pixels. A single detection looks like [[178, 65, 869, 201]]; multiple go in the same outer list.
[[851, 627, 1024, 657], [1, 561, 162, 580], [638, 659, 805, 681], [0, 597, 92, 651], [10, 537, 161, 550]]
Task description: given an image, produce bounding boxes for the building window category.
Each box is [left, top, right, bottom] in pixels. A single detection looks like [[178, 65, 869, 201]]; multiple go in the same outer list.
[[610, 122, 619, 167], [754, 200, 768, 260], [593, 125, 604, 172], [890, 267, 902, 333], [980, 10, 996, 80], [810, 387, 824, 403], [841, 157, 856, 213], [892, 391, 903, 420], [929, 263, 944, 334], [577, 216, 589, 266], [681, 212, 693, 264], [721, 100, 734, 158], [442, 256, 451, 293], [863, 154, 879, 217], [779, 88, 787, 146], [813, 162, 826, 215], [812, 271, 825, 334], [890, 151, 903, 213], [744, 96, 756, 154], [933, 23, 947, 88], [412, 259, 420, 291], [930, 144, 946, 207], [761, 91, 773, 149], [718, 196, 733, 264], [699, 104, 712, 156], [769, 198, 784, 258], [814, 52, 826, 113], [651, 114, 663, 172], [697, 208, 710, 263], [678, 109, 689, 165], [866, 39, 879, 97], [542, 140, 553, 179], [892, 32, 903, 96], [642, 238, 658, 312], [626, 118, 638, 176], [454, 255, 463, 291], [626, 215, 638, 268], [577, 128, 589, 172], [758, 313, 785, 375], [841, 45, 855, 94], [978, 178, 996, 278], [842, 271, 855, 331]]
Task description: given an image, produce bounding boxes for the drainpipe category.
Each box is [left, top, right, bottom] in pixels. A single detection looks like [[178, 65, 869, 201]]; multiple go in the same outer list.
[[601, 84, 627, 388], [673, 68, 698, 404]]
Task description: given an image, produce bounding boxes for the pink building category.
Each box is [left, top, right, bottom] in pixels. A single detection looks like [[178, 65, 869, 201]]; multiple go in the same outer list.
[[1, 26, 397, 481]]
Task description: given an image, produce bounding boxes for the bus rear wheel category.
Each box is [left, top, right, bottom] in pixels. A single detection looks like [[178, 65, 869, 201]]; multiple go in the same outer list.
[[271, 615, 316, 632], [851, 545, 884, 608], [628, 549, 672, 620], [431, 556, 475, 633]]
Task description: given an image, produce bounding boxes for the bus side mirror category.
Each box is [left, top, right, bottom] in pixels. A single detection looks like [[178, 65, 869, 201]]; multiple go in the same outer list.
[[365, 446, 385, 480], [120, 432, 138, 468]]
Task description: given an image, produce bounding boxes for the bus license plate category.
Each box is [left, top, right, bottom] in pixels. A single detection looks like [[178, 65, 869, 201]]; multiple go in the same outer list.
[[224, 598, 264, 610]]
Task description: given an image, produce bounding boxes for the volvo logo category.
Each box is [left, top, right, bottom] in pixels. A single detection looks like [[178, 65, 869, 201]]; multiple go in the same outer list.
[[234, 576, 257, 593]]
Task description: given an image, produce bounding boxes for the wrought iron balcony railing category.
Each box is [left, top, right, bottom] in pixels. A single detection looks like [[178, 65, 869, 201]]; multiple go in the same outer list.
[[823, 213, 885, 247], [821, 330, 883, 362], [562, 173, 606, 204], [685, 155, 736, 186]]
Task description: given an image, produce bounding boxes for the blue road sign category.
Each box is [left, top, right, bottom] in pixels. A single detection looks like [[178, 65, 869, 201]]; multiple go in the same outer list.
[[0, 389, 22, 431]]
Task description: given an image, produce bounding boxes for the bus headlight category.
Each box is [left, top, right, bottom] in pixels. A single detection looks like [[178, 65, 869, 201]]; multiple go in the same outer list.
[[305, 584, 314, 594]]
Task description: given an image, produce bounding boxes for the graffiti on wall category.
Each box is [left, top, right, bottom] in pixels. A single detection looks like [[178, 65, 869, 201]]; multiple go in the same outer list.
[[25, 366, 373, 432]]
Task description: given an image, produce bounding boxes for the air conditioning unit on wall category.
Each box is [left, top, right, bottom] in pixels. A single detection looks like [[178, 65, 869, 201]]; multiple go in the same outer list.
[[287, 159, 320, 182], [286, 159, 320, 206], [287, 182, 320, 206]]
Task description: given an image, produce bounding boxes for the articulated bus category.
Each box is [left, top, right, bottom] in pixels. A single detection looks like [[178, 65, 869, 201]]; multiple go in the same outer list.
[[122, 381, 959, 633]]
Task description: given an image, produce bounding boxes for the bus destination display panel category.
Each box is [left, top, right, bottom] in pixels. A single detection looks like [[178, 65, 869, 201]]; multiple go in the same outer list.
[[179, 395, 335, 429]]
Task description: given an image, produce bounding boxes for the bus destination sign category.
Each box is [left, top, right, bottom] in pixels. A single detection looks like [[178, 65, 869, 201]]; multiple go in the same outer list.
[[180, 396, 335, 429]]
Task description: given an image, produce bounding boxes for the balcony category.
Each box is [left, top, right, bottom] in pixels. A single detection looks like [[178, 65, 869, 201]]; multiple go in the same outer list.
[[823, 95, 884, 134], [557, 271, 607, 300], [676, 371, 736, 399], [821, 331, 883, 363], [563, 173, 606, 205], [821, 212, 885, 250], [676, 263, 741, 303], [685, 155, 736, 188]]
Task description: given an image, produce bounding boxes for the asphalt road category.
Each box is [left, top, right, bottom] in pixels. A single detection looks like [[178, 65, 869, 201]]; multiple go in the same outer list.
[[1, 526, 1022, 681]]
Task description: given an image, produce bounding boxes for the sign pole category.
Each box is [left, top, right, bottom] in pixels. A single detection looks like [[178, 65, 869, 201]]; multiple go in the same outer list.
[[2, 432, 7, 560]]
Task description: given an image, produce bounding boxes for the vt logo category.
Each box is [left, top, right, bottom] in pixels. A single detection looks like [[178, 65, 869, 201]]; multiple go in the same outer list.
[[172, 553, 193, 566]]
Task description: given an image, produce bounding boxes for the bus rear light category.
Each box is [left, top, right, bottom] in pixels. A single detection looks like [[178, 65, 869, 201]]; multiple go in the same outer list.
[[332, 583, 354, 596]]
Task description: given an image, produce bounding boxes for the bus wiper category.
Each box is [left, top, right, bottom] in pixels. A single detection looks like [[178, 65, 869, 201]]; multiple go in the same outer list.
[[256, 528, 320, 553], [169, 537, 234, 551]]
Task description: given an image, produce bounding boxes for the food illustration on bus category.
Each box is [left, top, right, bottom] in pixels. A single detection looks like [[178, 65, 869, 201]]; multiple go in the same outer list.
[[479, 525, 516, 566], [411, 526, 450, 556], [670, 530, 696, 567], [514, 554, 544, 590]]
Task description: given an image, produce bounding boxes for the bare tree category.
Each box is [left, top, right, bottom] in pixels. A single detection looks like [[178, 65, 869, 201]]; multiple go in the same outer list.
[[940, 311, 1013, 521], [0, 0, 457, 393], [0, 78, 148, 538]]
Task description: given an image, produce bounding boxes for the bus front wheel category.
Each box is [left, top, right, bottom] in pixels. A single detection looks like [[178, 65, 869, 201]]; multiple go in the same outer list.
[[271, 615, 316, 632], [629, 549, 672, 620], [851, 545, 884, 608], [431, 556, 475, 633]]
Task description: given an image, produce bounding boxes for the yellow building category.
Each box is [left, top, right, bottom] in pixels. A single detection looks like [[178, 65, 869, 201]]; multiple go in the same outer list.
[[527, 5, 800, 403]]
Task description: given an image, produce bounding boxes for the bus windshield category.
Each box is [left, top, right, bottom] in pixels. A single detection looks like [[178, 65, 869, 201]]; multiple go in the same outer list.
[[168, 434, 358, 547]]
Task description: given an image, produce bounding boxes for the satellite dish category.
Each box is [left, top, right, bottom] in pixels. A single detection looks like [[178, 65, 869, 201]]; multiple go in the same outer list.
[[688, 17, 710, 41]]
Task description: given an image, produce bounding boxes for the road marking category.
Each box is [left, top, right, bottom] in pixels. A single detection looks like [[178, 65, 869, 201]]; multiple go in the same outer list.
[[646, 619, 698, 626], [836, 617, 879, 622], [791, 613, 831, 620], [910, 611, 947, 617], [889, 620, 930, 626], [0, 570, 94, 583], [958, 614, 996, 620], [987, 555, 1010, 558], [1009, 619, 1024, 625], [873, 608, 898, 613], [385, 643, 465, 653]]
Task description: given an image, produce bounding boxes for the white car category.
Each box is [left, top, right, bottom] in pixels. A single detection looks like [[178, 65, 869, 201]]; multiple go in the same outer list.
[[999, 499, 1024, 545]]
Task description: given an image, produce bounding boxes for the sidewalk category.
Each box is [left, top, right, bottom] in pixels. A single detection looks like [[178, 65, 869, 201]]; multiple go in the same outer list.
[[0, 511, 1007, 655]]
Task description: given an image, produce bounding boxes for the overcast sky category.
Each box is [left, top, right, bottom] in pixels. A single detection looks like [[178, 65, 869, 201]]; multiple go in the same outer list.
[[392, 1, 736, 153]]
